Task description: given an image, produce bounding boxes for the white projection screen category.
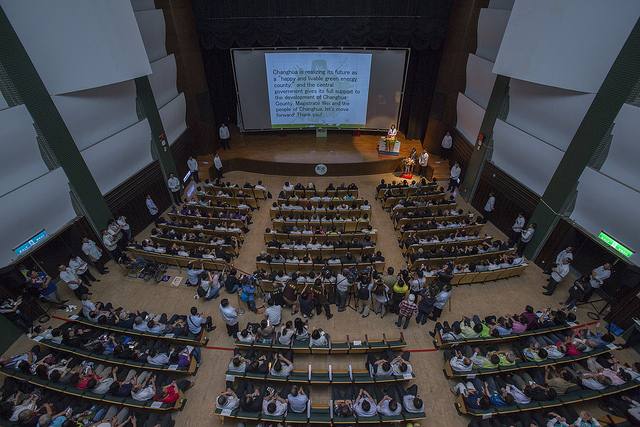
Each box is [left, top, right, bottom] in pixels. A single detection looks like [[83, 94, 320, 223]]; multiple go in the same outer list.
[[0, 0, 151, 95], [149, 55, 179, 109], [81, 119, 153, 194], [571, 167, 640, 265], [0, 168, 76, 266], [232, 48, 409, 131], [0, 105, 50, 197], [455, 93, 485, 145], [600, 104, 640, 190], [493, 0, 640, 93], [465, 54, 496, 109], [159, 94, 187, 146], [135, 9, 168, 63], [52, 80, 139, 151], [491, 119, 563, 195], [507, 79, 595, 152], [476, 8, 510, 62]]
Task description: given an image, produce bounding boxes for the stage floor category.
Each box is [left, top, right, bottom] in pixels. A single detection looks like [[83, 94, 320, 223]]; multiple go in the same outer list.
[[212, 128, 422, 163], [197, 126, 451, 177]]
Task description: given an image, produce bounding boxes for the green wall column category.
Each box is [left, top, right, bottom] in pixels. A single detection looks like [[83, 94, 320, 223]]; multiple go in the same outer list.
[[134, 77, 179, 189], [459, 75, 510, 202], [524, 18, 640, 259], [0, 6, 113, 234]]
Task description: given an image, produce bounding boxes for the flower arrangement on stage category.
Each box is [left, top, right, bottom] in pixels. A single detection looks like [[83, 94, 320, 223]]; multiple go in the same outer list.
[[383, 136, 397, 151], [402, 157, 415, 175]]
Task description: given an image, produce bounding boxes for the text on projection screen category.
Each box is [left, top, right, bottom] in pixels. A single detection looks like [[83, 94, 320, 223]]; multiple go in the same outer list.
[[265, 52, 372, 128]]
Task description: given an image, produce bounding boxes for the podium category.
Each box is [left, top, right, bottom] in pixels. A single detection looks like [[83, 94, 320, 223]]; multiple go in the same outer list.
[[378, 138, 401, 156]]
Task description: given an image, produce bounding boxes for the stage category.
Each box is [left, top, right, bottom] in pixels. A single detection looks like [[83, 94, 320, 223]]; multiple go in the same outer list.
[[199, 127, 429, 177]]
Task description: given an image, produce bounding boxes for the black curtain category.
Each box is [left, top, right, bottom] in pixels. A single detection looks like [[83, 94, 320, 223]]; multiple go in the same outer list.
[[191, 0, 451, 136]]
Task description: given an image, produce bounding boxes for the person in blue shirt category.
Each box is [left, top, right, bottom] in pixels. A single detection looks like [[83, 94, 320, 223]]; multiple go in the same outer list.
[[240, 277, 262, 314], [186, 261, 204, 287], [29, 270, 67, 308], [473, 376, 514, 407]]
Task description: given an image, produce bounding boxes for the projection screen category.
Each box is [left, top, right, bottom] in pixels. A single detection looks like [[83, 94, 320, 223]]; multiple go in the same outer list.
[[232, 48, 409, 131]]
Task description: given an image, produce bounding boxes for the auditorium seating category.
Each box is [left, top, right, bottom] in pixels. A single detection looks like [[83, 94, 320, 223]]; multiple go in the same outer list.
[[127, 247, 229, 272], [235, 333, 406, 355], [270, 207, 370, 220], [0, 367, 186, 411]]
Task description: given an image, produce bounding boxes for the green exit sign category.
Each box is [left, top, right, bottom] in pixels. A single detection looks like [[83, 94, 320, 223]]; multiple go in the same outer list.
[[598, 232, 634, 258]]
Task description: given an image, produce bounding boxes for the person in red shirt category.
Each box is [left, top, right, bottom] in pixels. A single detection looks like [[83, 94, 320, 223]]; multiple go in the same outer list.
[[153, 376, 194, 405]]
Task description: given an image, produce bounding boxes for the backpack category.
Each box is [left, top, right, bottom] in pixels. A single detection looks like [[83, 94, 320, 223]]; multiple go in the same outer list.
[[357, 283, 369, 300]]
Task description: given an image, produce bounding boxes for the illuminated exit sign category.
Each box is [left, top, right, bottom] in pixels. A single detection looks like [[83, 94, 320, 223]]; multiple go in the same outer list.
[[598, 231, 634, 258]]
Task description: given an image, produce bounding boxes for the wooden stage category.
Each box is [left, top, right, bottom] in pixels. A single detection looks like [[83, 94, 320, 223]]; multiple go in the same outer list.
[[198, 127, 428, 177]]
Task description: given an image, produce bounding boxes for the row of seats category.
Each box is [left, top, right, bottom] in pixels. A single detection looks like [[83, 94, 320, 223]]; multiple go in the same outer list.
[[202, 184, 267, 199], [235, 333, 406, 355], [150, 236, 238, 258], [403, 236, 492, 254], [407, 248, 516, 270], [199, 194, 259, 209], [444, 344, 613, 379], [155, 224, 243, 242], [280, 188, 359, 198], [34, 336, 197, 374], [128, 248, 228, 272], [0, 366, 185, 411], [394, 213, 460, 228], [264, 246, 376, 258], [270, 208, 371, 220], [375, 183, 438, 199], [265, 232, 378, 244], [166, 213, 249, 227], [456, 378, 639, 417], [434, 321, 571, 349], [67, 313, 207, 347], [276, 198, 365, 209], [381, 195, 450, 210], [216, 399, 427, 425], [398, 223, 484, 240], [256, 261, 385, 276], [271, 218, 370, 231], [226, 363, 415, 385]]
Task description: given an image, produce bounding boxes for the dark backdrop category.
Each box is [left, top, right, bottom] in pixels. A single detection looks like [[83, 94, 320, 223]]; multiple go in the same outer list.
[[190, 0, 452, 141]]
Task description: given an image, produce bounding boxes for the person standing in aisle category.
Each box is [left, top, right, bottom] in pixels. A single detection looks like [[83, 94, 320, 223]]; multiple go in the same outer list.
[[219, 123, 230, 150], [187, 156, 199, 183], [167, 173, 182, 205], [214, 152, 224, 179], [82, 237, 109, 275], [447, 161, 461, 192], [418, 149, 429, 177], [145, 195, 160, 227], [483, 192, 495, 222], [441, 131, 452, 159], [511, 212, 526, 243]]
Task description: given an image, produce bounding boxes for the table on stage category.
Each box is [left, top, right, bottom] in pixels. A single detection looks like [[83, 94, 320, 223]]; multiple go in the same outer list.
[[378, 137, 401, 156]]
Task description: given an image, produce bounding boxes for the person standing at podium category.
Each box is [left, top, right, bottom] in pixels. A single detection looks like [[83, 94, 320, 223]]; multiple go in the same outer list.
[[388, 124, 398, 139]]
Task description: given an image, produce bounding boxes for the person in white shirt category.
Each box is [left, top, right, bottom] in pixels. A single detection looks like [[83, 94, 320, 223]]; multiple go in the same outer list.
[[214, 152, 223, 179], [187, 156, 199, 183], [441, 131, 452, 159], [418, 149, 429, 177], [116, 215, 131, 242], [262, 389, 287, 416], [68, 254, 98, 285], [219, 123, 230, 150], [82, 237, 108, 274], [216, 387, 240, 411], [517, 223, 536, 255], [145, 194, 160, 226], [511, 212, 526, 242], [545, 246, 573, 275], [387, 124, 398, 138], [483, 192, 495, 221], [167, 173, 182, 205], [589, 263, 611, 289], [264, 299, 282, 326], [543, 257, 570, 296], [219, 299, 239, 337], [58, 264, 89, 299], [447, 161, 461, 192]]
